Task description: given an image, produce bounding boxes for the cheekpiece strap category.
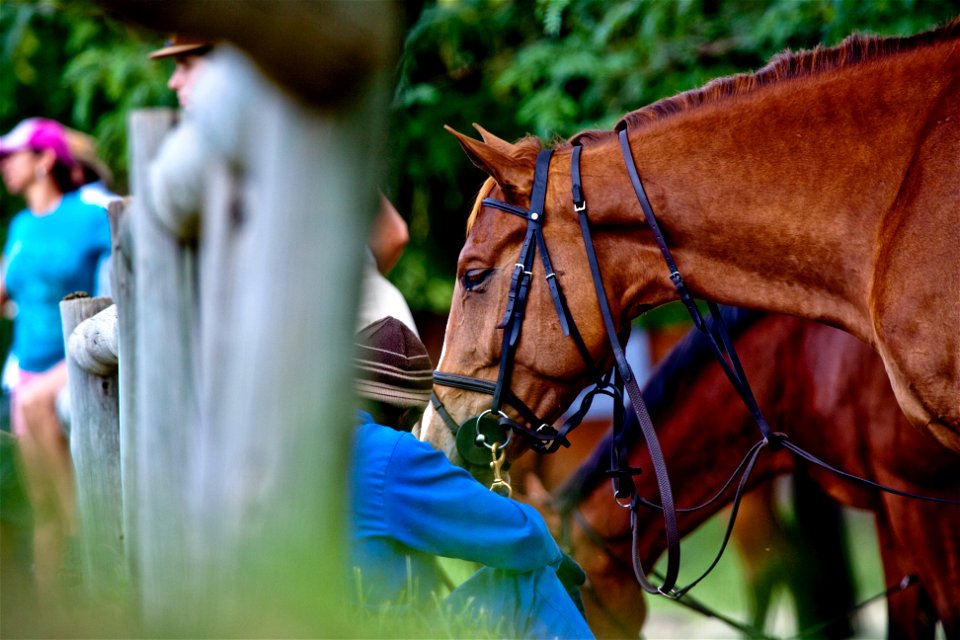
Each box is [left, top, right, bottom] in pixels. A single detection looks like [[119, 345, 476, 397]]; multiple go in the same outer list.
[[529, 149, 553, 217], [571, 145, 584, 208]]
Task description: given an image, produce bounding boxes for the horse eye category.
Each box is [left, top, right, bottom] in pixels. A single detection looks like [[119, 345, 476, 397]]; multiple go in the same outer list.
[[461, 268, 494, 292]]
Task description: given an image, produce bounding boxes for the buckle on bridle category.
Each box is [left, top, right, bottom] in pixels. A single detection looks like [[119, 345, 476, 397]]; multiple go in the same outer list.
[[514, 263, 532, 277], [534, 423, 555, 449]]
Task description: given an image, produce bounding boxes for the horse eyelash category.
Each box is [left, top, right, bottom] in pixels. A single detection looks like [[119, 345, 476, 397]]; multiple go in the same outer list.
[[461, 268, 494, 292]]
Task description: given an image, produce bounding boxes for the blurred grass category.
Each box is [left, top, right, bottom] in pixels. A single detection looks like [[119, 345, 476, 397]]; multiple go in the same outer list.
[[3, 427, 933, 639], [352, 561, 507, 639], [643, 506, 888, 639]]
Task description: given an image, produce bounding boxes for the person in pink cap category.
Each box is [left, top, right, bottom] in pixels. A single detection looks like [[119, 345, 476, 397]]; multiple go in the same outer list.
[[0, 117, 112, 596]]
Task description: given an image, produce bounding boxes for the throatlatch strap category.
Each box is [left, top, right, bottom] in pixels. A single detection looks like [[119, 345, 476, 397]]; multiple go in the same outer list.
[[571, 143, 681, 595], [616, 127, 782, 446]]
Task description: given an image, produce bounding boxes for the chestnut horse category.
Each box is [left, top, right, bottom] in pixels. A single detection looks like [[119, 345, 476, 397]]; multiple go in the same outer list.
[[534, 312, 960, 639], [422, 21, 960, 461]]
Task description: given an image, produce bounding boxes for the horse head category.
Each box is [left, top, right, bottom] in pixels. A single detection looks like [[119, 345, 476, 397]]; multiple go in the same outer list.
[[420, 124, 670, 479], [425, 19, 960, 457]]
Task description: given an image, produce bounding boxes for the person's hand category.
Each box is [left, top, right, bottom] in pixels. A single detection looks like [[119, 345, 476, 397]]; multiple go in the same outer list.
[[555, 551, 587, 618]]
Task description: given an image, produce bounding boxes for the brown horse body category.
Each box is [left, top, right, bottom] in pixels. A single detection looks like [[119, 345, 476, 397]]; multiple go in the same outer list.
[[422, 21, 960, 457], [548, 313, 960, 638]]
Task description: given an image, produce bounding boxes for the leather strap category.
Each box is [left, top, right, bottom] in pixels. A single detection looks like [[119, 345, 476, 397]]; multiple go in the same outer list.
[[571, 143, 681, 595], [616, 127, 780, 447]]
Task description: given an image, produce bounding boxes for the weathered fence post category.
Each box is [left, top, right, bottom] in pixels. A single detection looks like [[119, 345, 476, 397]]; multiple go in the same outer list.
[[128, 109, 201, 630], [181, 46, 389, 635], [59, 295, 122, 599], [102, 3, 396, 632], [106, 199, 139, 589]]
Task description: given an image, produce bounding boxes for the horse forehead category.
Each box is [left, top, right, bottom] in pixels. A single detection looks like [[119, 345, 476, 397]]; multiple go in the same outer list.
[[466, 173, 570, 236], [461, 202, 525, 258]]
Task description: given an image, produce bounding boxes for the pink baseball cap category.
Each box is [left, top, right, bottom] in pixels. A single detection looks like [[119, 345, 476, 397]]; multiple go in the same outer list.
[[0, 118, 75, 167]]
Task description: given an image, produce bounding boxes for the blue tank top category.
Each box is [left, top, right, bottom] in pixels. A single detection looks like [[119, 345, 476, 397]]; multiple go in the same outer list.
[[3, 192, 111, 372]]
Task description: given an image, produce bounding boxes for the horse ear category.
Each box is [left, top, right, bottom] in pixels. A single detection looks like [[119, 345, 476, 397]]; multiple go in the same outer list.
[[472, 123, 514, 153], [444, 125, 534, 200]]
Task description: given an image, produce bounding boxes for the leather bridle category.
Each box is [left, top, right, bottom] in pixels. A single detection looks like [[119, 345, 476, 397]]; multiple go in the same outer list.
[[432, 144, 683, 595], [431, 124, 960, 598], [432, 149, 607, 460]]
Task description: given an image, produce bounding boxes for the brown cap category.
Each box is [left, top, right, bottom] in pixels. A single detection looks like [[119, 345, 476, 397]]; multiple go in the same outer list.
[[148, 34, 213, 60], [354, 317, 434, 409]]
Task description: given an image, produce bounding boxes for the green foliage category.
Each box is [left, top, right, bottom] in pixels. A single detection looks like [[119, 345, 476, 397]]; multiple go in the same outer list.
[[0, 0, 955, 316], [0, 0, 171, 360], [388, 0, 956, 312], [0, 0, 172, 214]]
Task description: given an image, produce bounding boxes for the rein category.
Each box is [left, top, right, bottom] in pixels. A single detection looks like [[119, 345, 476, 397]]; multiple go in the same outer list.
[[563, 503, 921, 640]]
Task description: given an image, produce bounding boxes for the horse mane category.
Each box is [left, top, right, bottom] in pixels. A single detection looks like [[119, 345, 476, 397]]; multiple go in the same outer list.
[[551, 306, 765, 511], [572, 18, 960, 145]]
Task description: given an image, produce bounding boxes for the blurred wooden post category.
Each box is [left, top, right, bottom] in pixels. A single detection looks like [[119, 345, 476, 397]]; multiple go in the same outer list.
[[107, 199, 140, 588], [104, 2, 396, 631], [60, 295, 122, 598], [181, 47, 387, 636], [128, 108, 200, 629]]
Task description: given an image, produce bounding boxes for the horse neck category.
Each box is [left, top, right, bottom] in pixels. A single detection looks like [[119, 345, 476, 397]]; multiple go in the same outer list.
[[595, 44, 956, 344]]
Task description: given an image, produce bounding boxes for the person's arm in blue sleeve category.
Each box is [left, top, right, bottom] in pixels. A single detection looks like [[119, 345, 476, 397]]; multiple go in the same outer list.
[[383, 433, 562, 572]]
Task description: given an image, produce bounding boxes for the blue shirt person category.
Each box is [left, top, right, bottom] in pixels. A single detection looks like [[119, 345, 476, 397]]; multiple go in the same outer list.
[[4, 190, 110, 372], [0, 117, 112, 596], [348, 317, 593, 639]]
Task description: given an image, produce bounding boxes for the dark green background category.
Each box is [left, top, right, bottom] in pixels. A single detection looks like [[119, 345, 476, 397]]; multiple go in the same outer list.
[[1, 0, 955, 330]]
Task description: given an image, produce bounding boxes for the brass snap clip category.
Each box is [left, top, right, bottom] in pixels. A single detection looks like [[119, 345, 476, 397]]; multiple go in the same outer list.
[[489, 442, 512, 498]]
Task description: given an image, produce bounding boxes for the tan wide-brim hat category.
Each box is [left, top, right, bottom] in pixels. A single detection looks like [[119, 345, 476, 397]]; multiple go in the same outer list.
[[354, 317, 434, 410], [64, 128, 113, 186], [148, 34, 213, 60]]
